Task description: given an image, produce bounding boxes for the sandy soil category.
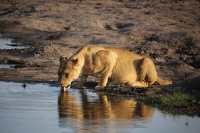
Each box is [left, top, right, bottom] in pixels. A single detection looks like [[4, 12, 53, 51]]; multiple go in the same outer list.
[[0, 0, 200, 88]]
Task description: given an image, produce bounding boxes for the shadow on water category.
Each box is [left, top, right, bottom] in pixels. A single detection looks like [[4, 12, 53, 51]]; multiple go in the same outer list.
[[0, 81, 200, 133]]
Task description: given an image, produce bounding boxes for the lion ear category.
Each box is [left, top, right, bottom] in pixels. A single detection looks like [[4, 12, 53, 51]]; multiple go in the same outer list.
[[71, 58, 78, 64], [59, 56, 68, 62]]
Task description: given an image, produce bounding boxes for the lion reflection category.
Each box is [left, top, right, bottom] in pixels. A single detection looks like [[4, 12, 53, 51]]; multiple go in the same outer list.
[[58, 90, 154, 123]]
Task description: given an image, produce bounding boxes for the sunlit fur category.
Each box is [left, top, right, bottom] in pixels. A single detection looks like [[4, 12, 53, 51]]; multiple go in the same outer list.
[[58, 45, 172, 89]]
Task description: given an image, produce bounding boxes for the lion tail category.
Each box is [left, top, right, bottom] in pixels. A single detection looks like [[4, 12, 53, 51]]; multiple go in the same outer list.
[[157, 77, 172, 86]]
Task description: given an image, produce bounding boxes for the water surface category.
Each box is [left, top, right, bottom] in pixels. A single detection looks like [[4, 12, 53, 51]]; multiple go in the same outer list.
[[0, 37, 27, 49], [0, 81, 199, 133], [0, 64, 15, 69]]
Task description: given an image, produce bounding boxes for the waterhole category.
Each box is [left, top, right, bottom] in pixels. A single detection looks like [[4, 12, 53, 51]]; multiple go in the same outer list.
[[0, 81, 199, 133]]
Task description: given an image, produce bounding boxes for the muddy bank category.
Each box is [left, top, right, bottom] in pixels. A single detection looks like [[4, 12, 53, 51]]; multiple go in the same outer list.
[[0, 0, 200, 82]]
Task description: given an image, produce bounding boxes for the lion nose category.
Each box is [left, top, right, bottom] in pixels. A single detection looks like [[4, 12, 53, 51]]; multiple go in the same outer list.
[[61, 84, 70, 88]]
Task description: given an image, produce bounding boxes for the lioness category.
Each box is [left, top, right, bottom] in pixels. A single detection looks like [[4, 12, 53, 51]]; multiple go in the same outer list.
[[58, 45, 172, 91]]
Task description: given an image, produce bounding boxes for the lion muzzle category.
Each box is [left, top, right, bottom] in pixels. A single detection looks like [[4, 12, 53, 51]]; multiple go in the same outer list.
[[61, 84, 71, 92]]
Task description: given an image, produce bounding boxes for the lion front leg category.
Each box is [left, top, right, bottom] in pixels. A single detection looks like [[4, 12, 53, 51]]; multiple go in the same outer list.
[[79, 74, 88, 88], [99, 73, 110, 88], [97, 63, 114, 88], [94, 50, 117, 89]]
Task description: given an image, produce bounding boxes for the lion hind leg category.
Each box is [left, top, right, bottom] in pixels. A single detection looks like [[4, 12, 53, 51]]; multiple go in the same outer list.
[[157, 77, 172, 86], [139, 58, 148, 81], [140, 58, 172, 86], [127, 81, 149, 89], [140, 57, 158, 86]]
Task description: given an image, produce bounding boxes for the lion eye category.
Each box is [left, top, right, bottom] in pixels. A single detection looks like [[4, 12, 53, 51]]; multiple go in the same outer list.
[[65, 73, 69, 78]]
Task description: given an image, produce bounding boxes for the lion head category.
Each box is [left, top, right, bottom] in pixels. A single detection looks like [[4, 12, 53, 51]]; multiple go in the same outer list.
[[58, 56, 83, 91]]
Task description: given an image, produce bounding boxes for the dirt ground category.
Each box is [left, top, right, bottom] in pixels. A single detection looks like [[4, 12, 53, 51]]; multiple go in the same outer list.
[[0, 0, 200, 89]]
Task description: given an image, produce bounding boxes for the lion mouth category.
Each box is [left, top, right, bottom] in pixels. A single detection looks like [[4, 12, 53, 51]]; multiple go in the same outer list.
[[61, 85, 71, 92]]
